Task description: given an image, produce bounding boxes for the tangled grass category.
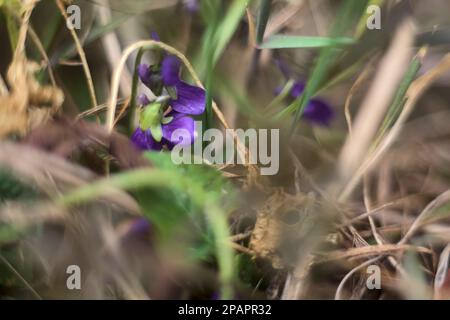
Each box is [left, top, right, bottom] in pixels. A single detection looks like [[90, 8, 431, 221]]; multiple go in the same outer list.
[[0, 0, 450, 300]]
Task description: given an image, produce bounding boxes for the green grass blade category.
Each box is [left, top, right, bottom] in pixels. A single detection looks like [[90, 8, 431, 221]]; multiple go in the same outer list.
[[203, 22, 218, 130], [260, 35, 354, 49], [289, 0, 369, 135], [256, 0, 272, 44], [202, 0, 248, 129], [374, 52, 422, 145]]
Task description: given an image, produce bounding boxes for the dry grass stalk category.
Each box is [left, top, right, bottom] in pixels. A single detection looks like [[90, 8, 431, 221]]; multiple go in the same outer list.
[[340, 50, 450, 201], [337, 19, 415, 197], [56, 0, 98, 109]]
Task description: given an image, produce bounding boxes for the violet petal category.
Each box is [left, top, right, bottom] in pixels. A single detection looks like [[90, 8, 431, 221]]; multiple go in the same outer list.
[[171, 81, 206, 115], [162, 112, 195, 146], [138, 64, 153, 87], [131, 127, 163, 151], [303, 99, 334, 126], [290, 81, 306, 98], [161, 55, 181, 86]]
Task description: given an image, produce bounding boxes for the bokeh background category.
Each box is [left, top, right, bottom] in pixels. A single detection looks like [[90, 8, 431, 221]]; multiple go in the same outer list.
[[0, 0, 450, 300]]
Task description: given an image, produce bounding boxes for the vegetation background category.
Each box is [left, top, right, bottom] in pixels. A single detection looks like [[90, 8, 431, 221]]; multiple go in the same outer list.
[[0, 0, 450, 300]]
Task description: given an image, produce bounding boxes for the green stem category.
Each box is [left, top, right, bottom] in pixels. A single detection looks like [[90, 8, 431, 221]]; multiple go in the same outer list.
[[128, 48, 144, 135]]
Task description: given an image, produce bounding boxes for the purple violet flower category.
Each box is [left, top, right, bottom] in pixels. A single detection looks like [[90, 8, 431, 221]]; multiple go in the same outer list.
[[131, 106, 197, 151], [276, 80, 334, 126], [131, 55, 204, 151], [289, 81, 334, 126], [131, 127, 163, 151], [138, 56, 206, 115], [160, 55, 206, 115], [275, 58, 334, 126], [137, 64, 157, 89], [302, 98, 335, 126]]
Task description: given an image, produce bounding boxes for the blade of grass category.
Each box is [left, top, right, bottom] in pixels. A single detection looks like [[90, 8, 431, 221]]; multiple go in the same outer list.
[[288, 0, 369, 135], [374, 53, 422, 145], [247, 0, 272, 85], [203, 23, 218, 130], [256, 0, 272, 44], [203, 0, 248, 128], [259, 35, 354, 49], [337, 19, 415, 199]]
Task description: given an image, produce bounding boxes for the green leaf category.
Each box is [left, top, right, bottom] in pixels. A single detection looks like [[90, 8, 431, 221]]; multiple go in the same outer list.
[[256, 0, 272, 44], [259, 35, 354, 49]]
